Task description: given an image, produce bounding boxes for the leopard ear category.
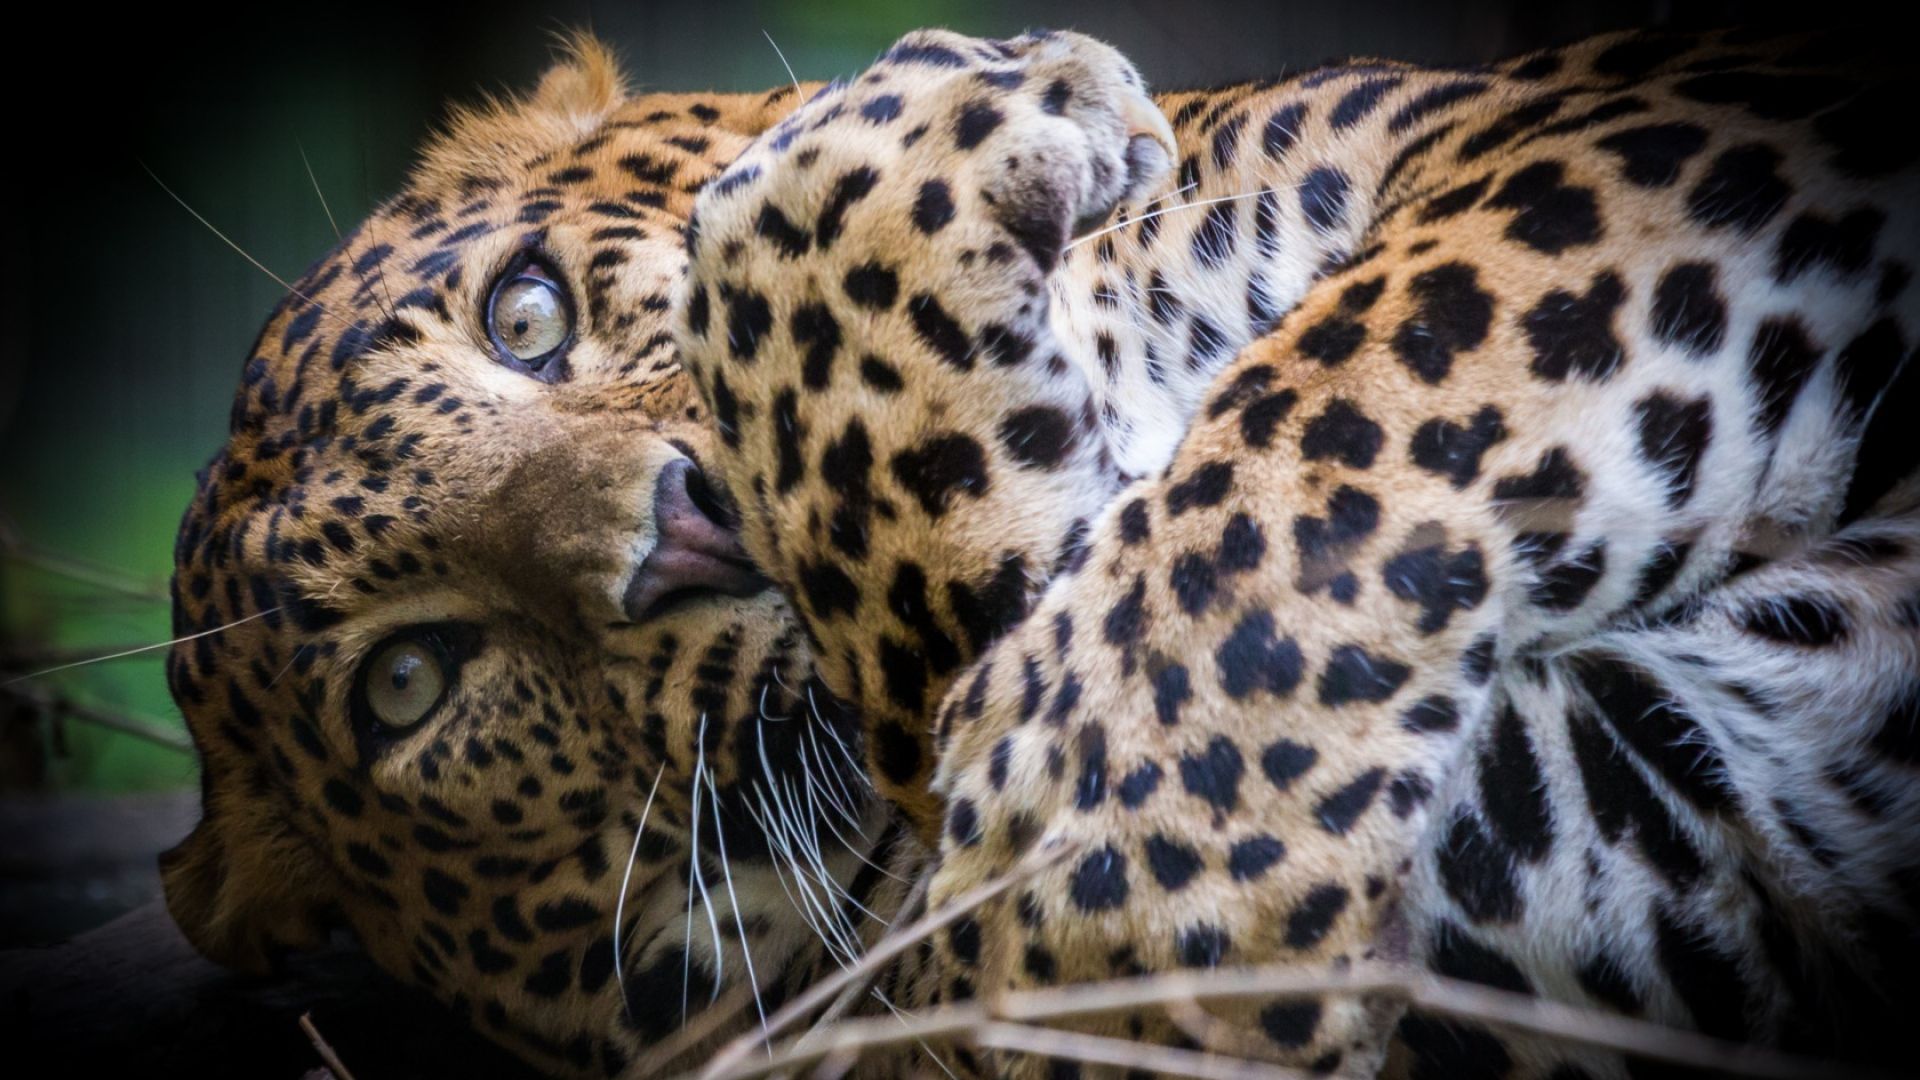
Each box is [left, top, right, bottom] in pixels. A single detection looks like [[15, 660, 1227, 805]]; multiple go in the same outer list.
[[526, 32, 628, 123], [160, 782, 332, 974], [412, 32, 628, 190]]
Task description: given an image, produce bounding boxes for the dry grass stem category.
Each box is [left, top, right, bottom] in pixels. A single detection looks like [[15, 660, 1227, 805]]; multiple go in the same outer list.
[[699, 960, 1864, 1080], [633, 982, 764, 1076], [298, 1012, 358, 1080], [5, 683, 194, 753], [970, 1021, 1311, 1080], [695, 839, 1079, 1080], [807, 873, 932, 1034]]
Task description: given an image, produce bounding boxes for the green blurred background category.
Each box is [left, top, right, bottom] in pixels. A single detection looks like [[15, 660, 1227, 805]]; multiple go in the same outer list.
[[0, 0, 1856, 941]]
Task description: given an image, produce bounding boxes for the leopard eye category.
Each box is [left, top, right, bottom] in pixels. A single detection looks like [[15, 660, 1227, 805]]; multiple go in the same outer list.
[[487, 261, 572, 370], [362, 637, 447, 731]]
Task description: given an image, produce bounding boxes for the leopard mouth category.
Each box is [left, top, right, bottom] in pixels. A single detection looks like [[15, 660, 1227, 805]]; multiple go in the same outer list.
[[622, 554, 771, 622]]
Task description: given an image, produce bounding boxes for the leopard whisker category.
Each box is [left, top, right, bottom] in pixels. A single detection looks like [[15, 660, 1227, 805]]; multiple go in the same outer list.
[[801, 750, 860, 841], [808, 684, 875, 797], [757, 790, 854, 970], [798, 730, 862, 832], [804, 722, 862, 822], [759, 729, 873, 964], [3, 606, 282, 687], [264, 643, 314, 690], [140, 163, 358, 334], [866, 988, 960, 1080], [696, 779, 727, 1005], [743, 784, 815, 939], [296, 142, 402, 327], [614, 762, 667, 1022], [758, 683, 793, 723], [702, 765, 771, 1051], [752, 745, 851, 969], [798, 770, 891, 926], [1062, 178, 1198, 256], [773, 771, 864, 964], [796, 761, 864, 881], [342, 129, 409, 325], [356, 226, 402, 324], [819, 730, 871, 802], [297, 142, 344, 239], [762, 30, 804, 99], [768, 773, 840, 917], [742, 784, 817, 946], [787, 745, 883, 895], [810, 783, 907, 890], [783, 775, 871, 955], [1065, 184, 1277, 251], [818, 804, 908, 891], [685, 713, 725, 1020], [738, 796, 875, 1044]]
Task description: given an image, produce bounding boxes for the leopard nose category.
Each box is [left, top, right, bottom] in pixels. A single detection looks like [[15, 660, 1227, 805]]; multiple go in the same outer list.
[[620, 459, 771, 622]]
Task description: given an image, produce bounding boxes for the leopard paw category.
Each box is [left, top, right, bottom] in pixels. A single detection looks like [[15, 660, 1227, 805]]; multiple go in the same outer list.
[[695, 28, 1176, 280]]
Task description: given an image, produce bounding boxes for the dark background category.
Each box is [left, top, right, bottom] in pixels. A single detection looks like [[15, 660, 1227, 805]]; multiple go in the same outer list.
[[0, 0, 1886, 944]]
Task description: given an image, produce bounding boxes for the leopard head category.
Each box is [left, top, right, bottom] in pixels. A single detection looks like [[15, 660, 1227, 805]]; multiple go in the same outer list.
[[160, 39, 902, 1076]]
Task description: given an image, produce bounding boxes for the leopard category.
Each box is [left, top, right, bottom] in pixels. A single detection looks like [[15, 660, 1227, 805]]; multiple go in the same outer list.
[[158, 23, 1920, 1080]]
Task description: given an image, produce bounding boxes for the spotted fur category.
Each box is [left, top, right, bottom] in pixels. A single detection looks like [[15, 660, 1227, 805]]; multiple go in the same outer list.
[[679, 26, 1920, 1079]]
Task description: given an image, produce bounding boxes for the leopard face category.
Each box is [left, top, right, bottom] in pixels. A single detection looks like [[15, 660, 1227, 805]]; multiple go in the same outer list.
[[160, 43, 903, 1076]]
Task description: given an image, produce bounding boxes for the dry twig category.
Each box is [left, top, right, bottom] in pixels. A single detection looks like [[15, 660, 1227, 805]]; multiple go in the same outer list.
[[0, 643, 167, 670], [971, 1021, 1309, 1080], [0, 530, 169, 604], [698, 960, 1865, 1080], [4, 683, 193, 753], [631, 982, 762, 1077], [696, 839, 1079, 1080], [299, 1012, 358, 1080], [808, 872, 932, 1033]]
